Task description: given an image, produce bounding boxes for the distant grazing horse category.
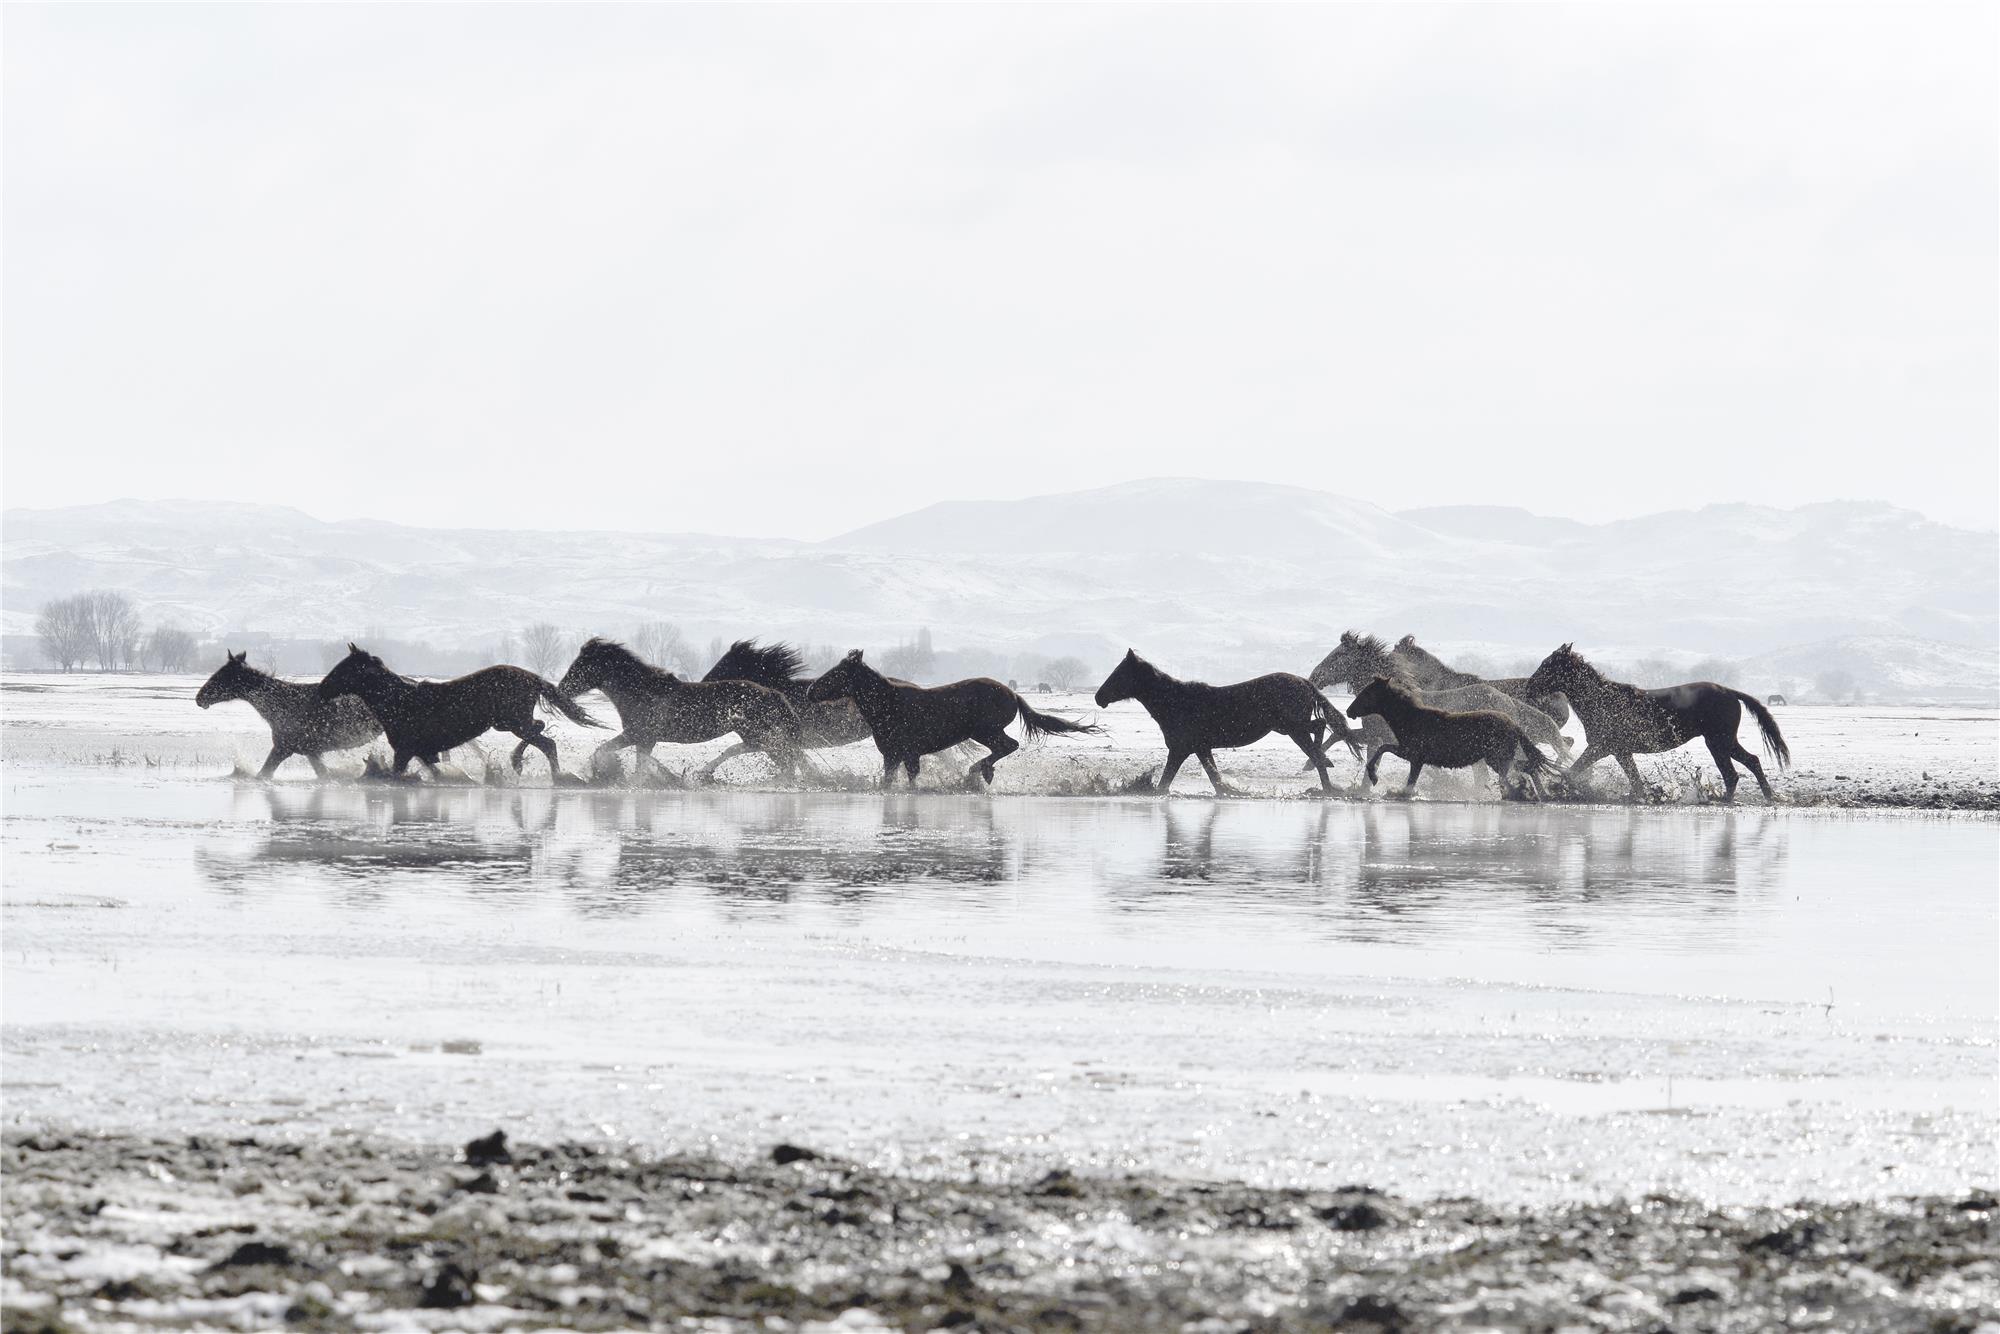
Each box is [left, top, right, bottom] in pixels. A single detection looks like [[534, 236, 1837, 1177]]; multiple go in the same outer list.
[[807, 650, 1100, 787], [558, 638, 812, 781], [1523, 644, 1789, 802], [196, 650, 382, 777], [318, 644, 602, 782], [1309, 632, 1571, 758], [1346, 677, 1558, 800], [1094, 650, 1357, 795], [1387, 634, 1571, 727]]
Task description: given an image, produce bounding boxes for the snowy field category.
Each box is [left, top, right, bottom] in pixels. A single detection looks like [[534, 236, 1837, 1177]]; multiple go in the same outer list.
[[4, 672, 1996, 1330]]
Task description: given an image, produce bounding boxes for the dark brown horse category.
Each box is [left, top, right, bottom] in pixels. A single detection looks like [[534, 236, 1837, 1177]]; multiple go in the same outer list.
[[1523, 644, 1789, 802], [197, 650, 382, 777], [1094, 650, 1357, 795], [1346, 676, 1558, 799], [558, 638, 812, 781], [806, 650, 1100, 787], [318, 644, 602, 782]]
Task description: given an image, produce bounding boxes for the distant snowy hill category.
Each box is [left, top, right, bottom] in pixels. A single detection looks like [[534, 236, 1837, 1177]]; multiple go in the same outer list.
[[4, 482, 1994, 695]]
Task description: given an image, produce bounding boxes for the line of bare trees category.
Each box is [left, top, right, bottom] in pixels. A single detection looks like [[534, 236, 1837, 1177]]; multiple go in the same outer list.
[[34, 592, 200, 673]]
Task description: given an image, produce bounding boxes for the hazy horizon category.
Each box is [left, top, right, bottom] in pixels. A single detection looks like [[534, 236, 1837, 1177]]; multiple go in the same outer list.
[[6, 6, 1995, 537]]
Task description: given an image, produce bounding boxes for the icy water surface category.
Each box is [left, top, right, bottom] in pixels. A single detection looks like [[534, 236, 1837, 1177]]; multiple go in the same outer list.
[[5, 759, 1995, 1206]]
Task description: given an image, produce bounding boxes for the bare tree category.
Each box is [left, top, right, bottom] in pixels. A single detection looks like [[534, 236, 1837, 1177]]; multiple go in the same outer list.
[[634, 621, 693, 672], [147, 624, 200, 673], [1043, 655, 1089, 689], [80, 590, 141, 670], [493, 630, 520, 666], [520, 622, 569, 677], [35, 595, 92, 671]]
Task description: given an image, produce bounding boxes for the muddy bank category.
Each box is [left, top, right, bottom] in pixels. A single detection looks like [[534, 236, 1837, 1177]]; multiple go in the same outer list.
[[4, 1129, 1994, 1333]]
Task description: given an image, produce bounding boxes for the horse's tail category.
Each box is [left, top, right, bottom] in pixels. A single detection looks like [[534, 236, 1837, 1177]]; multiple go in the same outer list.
[[1015, 694, 1103, 740], [1312, 688, 1364, 762], [537, 678, 606, 729], [1727, 688, 1791, 768]]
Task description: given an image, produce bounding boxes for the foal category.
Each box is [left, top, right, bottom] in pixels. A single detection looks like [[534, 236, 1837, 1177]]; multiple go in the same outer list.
[[1345, 676, 1558, 799], [318, 644, 602, 782], [806, 650, 1100, 787], [196, 650, 382, 777], [1094, 650, 1355, 795]]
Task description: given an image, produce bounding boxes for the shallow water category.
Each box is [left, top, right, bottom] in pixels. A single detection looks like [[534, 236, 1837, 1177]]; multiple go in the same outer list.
[[2, 676, 1996, 1206]]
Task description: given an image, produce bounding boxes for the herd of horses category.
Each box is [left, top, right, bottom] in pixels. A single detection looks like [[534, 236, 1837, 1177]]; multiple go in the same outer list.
[[195, 631, 1790, 802]]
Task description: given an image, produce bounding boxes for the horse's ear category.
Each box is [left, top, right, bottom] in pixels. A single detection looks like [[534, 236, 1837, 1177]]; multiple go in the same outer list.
[[348, 641, 361, 654], [229, 650, 244, 663], [844, 649, 862, 662], [1397, 634, 1416, 648], [1340, 631, 1355, 644], [1560, 641, 1573, 653]]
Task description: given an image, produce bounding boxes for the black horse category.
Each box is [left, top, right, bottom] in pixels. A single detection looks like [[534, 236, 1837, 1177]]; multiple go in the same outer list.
[[196, 650, 383, 777], [1523, 644, 1790, 802], [557, 638, 812, 781], [806, 650, 1100, 787], [1346, 676, 1557, 800], [1094, 650, 1357, 795], [317, 644, 602, 782]]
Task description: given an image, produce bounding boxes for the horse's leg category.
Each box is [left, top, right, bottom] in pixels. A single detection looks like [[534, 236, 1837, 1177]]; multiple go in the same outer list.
[[1365, 745, 1400, 788], [530, 733, 563, 783], [1284, 729, 1334, 792], [880, 753, 899, 789], [1158, 748, 1191, 795], [1401, 758, 1424, 795], [1561, 743, 1608, 796], [903, 756, 921, 786], [1196, 750, 1228, 794], [1704, 736, 1741, 802], [510, 719, 549, 773], [972, 730, 1018, 785], [700, 740, 749, 780], [1731, 741, 1775, 801], [257, 745, 289, 779], [1615, 753, 1649, 802], [306, 752, 330, 779], [593, 731, 631, 763]]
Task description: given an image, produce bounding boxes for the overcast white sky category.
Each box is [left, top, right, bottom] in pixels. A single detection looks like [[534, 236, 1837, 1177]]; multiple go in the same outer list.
[[5, 5, 1995, 536]]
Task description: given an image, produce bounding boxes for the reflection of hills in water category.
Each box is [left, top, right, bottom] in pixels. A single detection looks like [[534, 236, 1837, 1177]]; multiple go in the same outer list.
[[194, 790, 1789, 949]]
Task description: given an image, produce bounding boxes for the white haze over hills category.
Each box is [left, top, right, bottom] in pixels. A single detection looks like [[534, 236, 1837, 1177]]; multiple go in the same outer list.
[[3, 480, 1994, 700]]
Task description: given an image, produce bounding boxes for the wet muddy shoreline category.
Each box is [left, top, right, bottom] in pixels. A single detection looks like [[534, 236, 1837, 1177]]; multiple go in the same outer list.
[[5, 1128, 1996, 1333]]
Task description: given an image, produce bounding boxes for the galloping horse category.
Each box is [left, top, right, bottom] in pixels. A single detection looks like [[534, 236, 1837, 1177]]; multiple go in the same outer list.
[[1094, 650, 1357, 795], [196, 650, 382, 777], [1346, 677, 1558, 800], [318, 644, 602, 782], [1523, 644, 1789, 802], [1388, 634, 1571, 726], [695, 639, 875, 778], [1309, 632, 1571, 757], [807, 650, 1100, 787], [558, 638, 813, 781]]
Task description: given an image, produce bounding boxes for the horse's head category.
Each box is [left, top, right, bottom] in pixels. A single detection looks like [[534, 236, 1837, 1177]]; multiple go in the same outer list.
[[1346, 675, 1408, 720], [1094, 649, 1148, 708], [805, 650, 867, 703], [1524, 643, 1585, 698], [1311, 630, 1384, 690], [195, 650, 254, 709], [317, 643, 385, 701], [558, 638, 624, 697]]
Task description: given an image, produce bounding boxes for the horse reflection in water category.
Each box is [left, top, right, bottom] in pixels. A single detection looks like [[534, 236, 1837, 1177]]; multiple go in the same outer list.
[[194, 791, 1787, 956]]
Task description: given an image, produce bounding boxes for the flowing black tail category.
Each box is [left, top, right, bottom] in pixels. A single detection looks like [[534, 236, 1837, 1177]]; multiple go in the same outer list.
[[1728, 688, 1791, 768], [1312, 688, 1365, 762], [1015, 695, 1103, 740], [537, 679, 606, 728]]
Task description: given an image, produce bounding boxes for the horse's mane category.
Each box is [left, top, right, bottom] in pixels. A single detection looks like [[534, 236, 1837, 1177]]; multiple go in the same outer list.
[[1336, 632, 1418, 684], [1342, 630, 1390, 660], [704, 638, 805, 690], [1393, 635, 1453, 672], [1126, 652, 1205, 689], [579, 637, 679, 685]]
